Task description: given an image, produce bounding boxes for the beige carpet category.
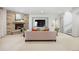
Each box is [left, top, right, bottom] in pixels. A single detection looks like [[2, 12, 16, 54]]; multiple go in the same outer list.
[[0, 33, 79, 51]]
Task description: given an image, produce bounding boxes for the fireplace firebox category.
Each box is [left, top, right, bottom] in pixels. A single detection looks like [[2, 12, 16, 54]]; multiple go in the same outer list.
[[15, 23, 24, 30]]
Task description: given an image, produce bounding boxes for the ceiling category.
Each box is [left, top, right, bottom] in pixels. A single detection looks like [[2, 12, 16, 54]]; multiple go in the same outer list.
[[5, 7, 72, 15], [71, 7, 79, 15]]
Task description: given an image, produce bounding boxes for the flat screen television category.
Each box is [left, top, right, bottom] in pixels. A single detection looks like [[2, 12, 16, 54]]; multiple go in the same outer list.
[[35, 20, 45, 27]]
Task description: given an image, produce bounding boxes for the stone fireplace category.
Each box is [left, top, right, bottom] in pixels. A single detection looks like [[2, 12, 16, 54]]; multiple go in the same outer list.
[[7, 10, 29, 34]]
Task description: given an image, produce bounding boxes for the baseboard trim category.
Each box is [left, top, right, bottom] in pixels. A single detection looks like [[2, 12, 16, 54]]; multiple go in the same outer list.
[[25, 40, 56, 42]]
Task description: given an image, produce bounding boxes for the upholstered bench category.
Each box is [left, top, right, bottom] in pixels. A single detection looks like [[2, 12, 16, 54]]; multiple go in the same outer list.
[[25, 31, 56, 41]]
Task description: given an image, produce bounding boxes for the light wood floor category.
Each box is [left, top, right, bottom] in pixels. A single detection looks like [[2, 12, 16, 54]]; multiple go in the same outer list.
[[0, 33, 79, 51]]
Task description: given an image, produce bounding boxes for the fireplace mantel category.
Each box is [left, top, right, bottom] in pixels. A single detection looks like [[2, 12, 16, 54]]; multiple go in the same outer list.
[[13, 21, 25, 24]]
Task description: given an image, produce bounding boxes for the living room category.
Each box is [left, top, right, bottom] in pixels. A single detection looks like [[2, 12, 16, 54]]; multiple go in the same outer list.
[[0, 7, 72, 34], [0, 7, 79, 51]]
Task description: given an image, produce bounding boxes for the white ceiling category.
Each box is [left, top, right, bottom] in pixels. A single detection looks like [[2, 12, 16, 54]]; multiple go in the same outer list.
[[72, 7, 79, 15], [5, 7, 72, 15]]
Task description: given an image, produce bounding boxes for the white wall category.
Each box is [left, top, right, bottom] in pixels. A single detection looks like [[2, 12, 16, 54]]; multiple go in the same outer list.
[[29, 14, 56, 31], [63, 11, 72, 33], [72, 13, 79, 37], [0, 8, 7, 37]]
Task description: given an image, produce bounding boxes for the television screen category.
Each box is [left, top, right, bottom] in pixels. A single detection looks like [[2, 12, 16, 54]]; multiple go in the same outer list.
[[35, 20, 45, 27]]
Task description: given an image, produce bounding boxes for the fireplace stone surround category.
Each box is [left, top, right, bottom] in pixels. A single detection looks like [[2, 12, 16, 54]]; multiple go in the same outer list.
[[7, 11, 29, 34]]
